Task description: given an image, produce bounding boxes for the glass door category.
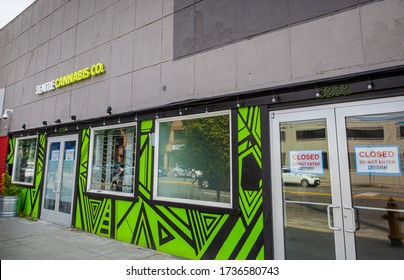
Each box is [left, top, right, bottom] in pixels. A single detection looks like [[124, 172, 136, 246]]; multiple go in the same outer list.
[[271, 108, 345, 259], [270, 97, 404, 260], [41, 135, 78, 227], [336, 98, 404, 260]]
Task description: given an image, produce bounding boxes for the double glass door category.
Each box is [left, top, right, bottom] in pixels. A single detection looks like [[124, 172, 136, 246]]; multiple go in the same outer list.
[[271, 97, 404, 259], [41, 135, 78, 226]]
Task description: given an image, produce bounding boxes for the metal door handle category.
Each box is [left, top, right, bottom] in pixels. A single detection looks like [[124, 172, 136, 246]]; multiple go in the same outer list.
[[53, 181, 60, 193], [344, 207, 356, 233], [327, 205, 341, 231]]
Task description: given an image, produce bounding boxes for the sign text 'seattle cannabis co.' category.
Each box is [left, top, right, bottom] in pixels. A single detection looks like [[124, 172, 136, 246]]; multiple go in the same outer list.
[[35, 63, 106, 95]]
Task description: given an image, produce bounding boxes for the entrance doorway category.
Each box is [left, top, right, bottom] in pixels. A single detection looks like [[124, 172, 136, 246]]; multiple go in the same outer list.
[[41, 135, 78, 227], [270, 97, 404, 259]]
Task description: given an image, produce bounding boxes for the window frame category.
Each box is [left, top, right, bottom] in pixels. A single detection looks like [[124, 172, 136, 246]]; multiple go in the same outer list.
[[86, 122, 137, 197], [153, 110, 233, 209], [11, 135, 38, 186]]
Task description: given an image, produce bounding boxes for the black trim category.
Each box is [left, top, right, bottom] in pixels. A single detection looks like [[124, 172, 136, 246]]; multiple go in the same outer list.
[[36, 135, 47, 220], [110, 199, 116, 239], [133, 121, 143, 198], [231, 108, 240, 212], [260, 105, 273, 260], [9, 67, 404, 139], [71, 133, 82, 228]]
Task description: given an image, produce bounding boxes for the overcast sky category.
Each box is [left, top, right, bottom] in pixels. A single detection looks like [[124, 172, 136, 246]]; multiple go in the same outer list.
[[0, 0, 36, 29]]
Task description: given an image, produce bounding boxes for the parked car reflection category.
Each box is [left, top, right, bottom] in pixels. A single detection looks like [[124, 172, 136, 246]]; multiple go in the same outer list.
[[171, 164, 202, 179], [282, 167, 321, 187]]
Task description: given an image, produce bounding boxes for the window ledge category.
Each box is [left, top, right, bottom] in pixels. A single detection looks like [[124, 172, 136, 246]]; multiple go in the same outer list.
[[148, 199, 241, 216], [84, 191, 139, 202]]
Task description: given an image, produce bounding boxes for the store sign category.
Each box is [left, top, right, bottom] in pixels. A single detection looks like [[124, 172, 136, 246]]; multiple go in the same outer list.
[[355, 145, 401, 176], [289, 150, 324, 175], [35, 63, 106, 95]]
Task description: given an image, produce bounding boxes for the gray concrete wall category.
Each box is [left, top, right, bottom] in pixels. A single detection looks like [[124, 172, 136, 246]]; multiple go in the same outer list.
[[0, 0, 403, 132]]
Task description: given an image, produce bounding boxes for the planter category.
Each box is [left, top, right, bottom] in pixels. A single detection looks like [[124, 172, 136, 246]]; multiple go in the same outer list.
[[0, 196, 21, 217]]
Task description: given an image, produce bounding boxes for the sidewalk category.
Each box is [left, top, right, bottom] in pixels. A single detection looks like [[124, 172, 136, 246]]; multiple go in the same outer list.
[[0, 217, 183, 260]]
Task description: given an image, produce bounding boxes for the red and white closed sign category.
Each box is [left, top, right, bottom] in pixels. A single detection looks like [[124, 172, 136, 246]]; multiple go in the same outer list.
[[289, 150, 324, 175], [355, 145, 401, 175]]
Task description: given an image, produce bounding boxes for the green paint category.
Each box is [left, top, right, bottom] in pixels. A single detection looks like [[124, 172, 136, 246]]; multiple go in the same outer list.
[[16, 134, 45, 218], [6, 138, 15, 164], [215, 219, 246, 259], [236, 213, 263, 259], [71, 106, 266, 260]]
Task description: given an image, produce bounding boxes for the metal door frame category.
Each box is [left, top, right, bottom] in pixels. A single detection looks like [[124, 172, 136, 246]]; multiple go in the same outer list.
[[270, 96, 404, 259], [41, 134, 78, 227]]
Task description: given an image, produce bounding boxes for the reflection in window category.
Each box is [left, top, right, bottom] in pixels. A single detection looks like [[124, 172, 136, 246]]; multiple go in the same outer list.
[[296, 129, 326, 140], [155, 112, 232, 207], [88, 124, 136, 194], [399, 126, 404, 138], [12, 137, 37, 185], [347, 128, 384, 139]]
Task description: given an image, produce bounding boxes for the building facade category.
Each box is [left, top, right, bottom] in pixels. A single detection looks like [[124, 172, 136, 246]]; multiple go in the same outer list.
[[1, 0, 404, 259]]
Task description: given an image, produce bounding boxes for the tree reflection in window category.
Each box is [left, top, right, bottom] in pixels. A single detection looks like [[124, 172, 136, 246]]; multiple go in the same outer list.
[[156, 113, 231, 207]]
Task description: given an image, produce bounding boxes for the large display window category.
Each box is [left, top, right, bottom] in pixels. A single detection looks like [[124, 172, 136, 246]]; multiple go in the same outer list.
[[12, 136, 38, 186], [87, 123, 137, 196], [153, 111, 232, 208]]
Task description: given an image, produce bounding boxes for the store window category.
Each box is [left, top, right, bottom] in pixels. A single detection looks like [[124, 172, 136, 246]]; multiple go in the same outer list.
[[87, 123, 136, 195], [12, 136, 38, 185], [154, 111, 232, 208]]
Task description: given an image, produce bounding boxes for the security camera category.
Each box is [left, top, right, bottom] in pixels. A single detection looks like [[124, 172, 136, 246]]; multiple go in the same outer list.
[[2, 109, 13, 119]]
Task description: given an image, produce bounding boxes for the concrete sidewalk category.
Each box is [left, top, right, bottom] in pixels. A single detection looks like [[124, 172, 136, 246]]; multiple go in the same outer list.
[[0, 217, 183, 260]]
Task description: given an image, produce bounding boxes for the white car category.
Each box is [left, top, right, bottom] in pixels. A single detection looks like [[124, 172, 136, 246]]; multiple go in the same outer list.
[[171, 165, 202, 179], [282, 167, 320, 187]]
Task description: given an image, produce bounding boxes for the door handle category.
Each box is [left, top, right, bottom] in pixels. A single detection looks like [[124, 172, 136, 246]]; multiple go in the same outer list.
[[53, 181, 60, 193], [327, 205, 341, 231], [343, 207, 356, 233]]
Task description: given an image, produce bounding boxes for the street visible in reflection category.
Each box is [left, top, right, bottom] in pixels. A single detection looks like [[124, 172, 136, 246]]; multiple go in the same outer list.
[[283, 183, 404, 260], [157, 176, 230, 204]]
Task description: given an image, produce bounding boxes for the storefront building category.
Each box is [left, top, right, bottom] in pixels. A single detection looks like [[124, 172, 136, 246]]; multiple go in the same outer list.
[[1, 0, 404, 260]]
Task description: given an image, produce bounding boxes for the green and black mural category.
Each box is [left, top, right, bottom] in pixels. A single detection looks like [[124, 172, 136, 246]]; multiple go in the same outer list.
[[6, 137, 15, 165], [7, 135, 45, 218], [74, 106, 265, 259]]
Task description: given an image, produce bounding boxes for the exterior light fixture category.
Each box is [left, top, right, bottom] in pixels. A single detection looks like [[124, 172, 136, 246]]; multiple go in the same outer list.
[[42, 121, 47, 126], [22, 123, 26, 130], [2, 109, 13, 119], [367, 79, 373, 90], [55, 119, 61, 124], [71, 115, 77, 121], [107, 106, 112, 115]]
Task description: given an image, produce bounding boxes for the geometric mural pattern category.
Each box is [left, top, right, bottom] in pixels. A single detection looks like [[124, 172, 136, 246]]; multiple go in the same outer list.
[[10, 134, 45, 218], [68, 106, 265, 259]]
